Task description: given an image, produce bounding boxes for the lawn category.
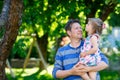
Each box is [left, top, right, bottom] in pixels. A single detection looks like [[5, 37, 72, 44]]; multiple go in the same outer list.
[[6, 65, 120, 80], [6, 65, 55, 80]]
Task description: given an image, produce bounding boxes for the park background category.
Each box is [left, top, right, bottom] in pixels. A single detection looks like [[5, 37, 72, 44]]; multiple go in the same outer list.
[[0, 0, 120, 80]]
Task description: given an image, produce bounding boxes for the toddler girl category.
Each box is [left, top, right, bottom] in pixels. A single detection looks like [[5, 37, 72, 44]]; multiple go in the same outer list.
[[78, 18, 106, 80]]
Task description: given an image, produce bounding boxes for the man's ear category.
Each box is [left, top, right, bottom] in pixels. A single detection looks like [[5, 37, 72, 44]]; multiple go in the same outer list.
[[67, 30, 71, 36]]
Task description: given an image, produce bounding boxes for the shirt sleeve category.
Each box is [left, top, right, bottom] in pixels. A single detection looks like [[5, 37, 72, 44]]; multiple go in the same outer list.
[[100, 53, 109, 65], [52, 49, 63, 78]]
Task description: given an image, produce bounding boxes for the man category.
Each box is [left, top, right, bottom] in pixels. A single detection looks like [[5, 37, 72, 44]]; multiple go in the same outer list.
[[52, 19, 109, 80]]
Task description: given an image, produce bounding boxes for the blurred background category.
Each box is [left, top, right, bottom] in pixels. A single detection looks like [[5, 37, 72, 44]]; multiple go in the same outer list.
[[0, 0, 120, 80]]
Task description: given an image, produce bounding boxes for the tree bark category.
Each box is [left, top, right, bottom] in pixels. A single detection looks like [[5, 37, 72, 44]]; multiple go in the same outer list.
[[0, 0, 23, 80], [36, 33, 48, 70]]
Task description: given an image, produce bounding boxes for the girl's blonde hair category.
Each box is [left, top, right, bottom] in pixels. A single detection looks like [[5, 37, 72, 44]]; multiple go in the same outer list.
[[88, 18, 104, 35]]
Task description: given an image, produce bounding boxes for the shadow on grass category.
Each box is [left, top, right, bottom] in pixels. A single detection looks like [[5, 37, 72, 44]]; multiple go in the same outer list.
[[23, 70, 53, 80], [7, 69, 55, 80]]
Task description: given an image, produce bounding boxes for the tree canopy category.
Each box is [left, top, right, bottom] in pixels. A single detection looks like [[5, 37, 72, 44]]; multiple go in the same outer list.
[[19, 0, 120, 62]]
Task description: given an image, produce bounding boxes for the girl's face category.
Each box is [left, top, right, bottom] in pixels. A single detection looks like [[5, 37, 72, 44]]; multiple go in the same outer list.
[[85, 21, 93, 35]]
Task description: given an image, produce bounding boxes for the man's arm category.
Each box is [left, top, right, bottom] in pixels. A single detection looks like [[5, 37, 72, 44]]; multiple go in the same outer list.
[[52, 48, 80, 79], [55, 60, 108, 78], [81, 61, 108, 72], [56, 65, 85, 78], [56, 70, 72, 78], [79, 53, 109, 72]]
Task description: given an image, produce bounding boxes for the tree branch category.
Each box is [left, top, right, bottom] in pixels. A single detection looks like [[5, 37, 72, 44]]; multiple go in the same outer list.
[[100, 1, 117, 21]]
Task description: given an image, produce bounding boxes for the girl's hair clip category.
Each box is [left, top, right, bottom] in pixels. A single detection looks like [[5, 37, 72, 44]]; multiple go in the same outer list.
[[102, 23, 106, 29]]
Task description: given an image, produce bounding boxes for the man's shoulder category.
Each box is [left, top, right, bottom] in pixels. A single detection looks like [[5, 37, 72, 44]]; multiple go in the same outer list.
[[79, 40, 84, 47], [100, 52, 109, 65], [58, 40, 84, 50], [58, 44, 70, 51]]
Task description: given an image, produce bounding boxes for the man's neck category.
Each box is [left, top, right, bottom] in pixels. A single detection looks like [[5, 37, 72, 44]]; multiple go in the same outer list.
[[70, 39, 81, 48]]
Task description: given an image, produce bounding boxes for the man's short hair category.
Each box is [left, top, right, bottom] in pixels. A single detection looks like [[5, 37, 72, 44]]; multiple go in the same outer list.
[[65, 19, 80, 31]]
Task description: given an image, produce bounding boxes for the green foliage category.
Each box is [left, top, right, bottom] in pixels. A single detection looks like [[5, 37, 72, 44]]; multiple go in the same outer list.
[[108, 51, 120, 62], [100, 70, 120, 80], [39, 74, 54, 80], [108, 12, 120, 27], [18, 0, 87, 62], [10, 35, 40, 59], [8, 0, 120, 64], [21, 0, 89, 37], [0, 0, 3, 12], [0, 27, 5, 38], [108, 3, 120, 27], [10, 38, 29, 59]]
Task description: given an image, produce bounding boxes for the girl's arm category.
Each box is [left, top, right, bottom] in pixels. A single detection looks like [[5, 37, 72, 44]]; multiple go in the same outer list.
[[86, 35, 99, 55], [78, 53, 109, 72], [78, 61, 108, 72]]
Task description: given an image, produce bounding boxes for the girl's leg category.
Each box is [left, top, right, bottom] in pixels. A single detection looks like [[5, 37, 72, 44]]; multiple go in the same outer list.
[[88, 72, 97, 80], [80, 73, 91, 80]]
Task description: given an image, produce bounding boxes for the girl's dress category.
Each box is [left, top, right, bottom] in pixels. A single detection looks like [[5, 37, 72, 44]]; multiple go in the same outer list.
[[79, 34, 101, 66]]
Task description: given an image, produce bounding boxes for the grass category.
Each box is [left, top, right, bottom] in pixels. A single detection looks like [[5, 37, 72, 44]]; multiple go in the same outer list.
[[6, 65, 55, 80], [6, 65, 120, 80]]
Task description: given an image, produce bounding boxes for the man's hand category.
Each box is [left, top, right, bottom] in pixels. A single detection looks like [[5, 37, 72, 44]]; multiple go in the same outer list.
[[77, 65, 90, 73], [70, 63, 86, 76], [56, 63, 88, 78]]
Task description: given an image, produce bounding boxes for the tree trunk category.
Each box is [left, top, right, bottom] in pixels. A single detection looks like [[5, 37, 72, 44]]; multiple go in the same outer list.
[[36, 33, 48, 70], [0, 0, 23, 80]]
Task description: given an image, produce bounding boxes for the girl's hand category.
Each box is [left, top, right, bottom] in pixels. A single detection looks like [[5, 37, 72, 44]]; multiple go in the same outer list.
[[80, 52, 87, 57], [71, 63, 86, 76]]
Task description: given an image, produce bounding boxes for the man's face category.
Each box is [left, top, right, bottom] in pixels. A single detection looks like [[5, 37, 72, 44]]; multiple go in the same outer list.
[[68, 22, 82, 39]]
